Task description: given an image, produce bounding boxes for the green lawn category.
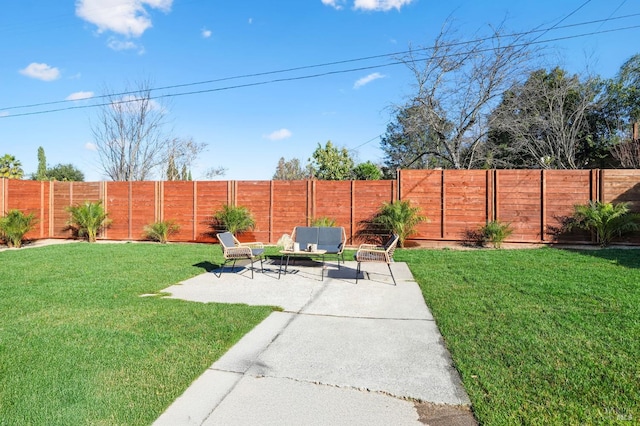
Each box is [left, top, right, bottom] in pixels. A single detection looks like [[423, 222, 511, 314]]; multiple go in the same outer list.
[[395, 247, 640, 425], [0, 243, 273, 426]]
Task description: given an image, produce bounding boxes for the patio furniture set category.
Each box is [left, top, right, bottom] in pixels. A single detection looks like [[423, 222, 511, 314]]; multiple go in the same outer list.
[[216, 226, 399, 284]]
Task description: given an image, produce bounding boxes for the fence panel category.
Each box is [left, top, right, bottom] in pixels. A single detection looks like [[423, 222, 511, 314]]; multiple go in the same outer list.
[[399, 169, 444, 240], [2, 169, 640, 246]]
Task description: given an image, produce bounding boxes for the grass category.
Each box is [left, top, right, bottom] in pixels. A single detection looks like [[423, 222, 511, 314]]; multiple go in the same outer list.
[[0, 242, 273, 426], [395, 247, 640, 425]]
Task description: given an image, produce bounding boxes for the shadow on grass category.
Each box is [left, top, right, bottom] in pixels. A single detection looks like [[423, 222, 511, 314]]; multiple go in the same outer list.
[[192, 261, 220, 272], [563, 247, 640, 269]]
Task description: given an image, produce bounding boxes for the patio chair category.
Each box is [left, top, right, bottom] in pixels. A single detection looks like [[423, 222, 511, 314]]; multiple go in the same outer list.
[[215, 232, 264, 279], [355, 234, 399, 285]]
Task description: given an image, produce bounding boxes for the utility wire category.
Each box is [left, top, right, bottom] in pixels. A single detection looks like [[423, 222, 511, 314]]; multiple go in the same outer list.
[[1, 12, 639, 114], [2, 22, 640, 119]]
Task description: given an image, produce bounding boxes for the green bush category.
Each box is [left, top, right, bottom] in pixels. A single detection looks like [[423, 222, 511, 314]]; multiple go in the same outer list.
[[372, 200, 428, 247], [213, 205, 255, 235], [480, 220, 513, 248], [0, 209, 37, 248], [144, 220, 180, 243], [66, 200, 112, 243], [567, 201, 640, 247], [311, 216, 337, 227]]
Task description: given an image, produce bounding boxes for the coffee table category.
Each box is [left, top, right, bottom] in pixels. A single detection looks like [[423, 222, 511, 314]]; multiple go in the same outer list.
[[278, 249, 327, 281]]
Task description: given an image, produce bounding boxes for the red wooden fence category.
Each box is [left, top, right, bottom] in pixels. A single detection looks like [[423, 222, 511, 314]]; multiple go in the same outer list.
[[2, 169, 639, 246]]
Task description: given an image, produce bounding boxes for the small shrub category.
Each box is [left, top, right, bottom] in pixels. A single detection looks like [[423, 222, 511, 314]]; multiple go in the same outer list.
[[567, 201, 640, 247], [0, 209, 37, 248], [213, 205, 255, 235], [480, 220, 513, 248], [144, 220, 180, 243], [311, 216, 336, 227], [372, 200, 428, 247], [66, 200, 112, 243]]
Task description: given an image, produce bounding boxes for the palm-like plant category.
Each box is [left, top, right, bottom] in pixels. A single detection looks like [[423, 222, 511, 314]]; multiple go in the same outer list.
[[0, 209, 37, 248], [372, 200, 428, 247], [144, 220, 180, 243], [311, 216, 337, 227], [66, 201, 112, 242], [480, 220, 513, 248], [213, 205, 256, 235], [568, 201, 640, 247]]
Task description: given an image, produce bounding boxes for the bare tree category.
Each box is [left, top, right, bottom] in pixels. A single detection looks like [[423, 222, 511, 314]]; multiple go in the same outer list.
[[165, 137, 207, 180], [92, 80, 172, 181], [490, 68, 598, 169], [394, 21, 537, 169]]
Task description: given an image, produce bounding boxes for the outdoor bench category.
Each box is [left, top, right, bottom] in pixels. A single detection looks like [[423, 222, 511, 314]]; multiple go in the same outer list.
[[290, 226, 346, 266]]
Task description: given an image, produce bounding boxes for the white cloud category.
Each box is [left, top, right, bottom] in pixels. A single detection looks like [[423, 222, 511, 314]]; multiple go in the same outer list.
[[321, 0, 346, 10], [107, 38, 142, 52], [323, 0, 413, 11], [354, 0, 413, 11], [354, 72, 386, 89], [19, 63, 61, 81], [201, 28, 212, 38], [66, 91, 95, 101], [248, 17, 253, 24], [76, 0, 173, 38], [85, 142, 97, 151], [264, 129, 292, 141], [0, 111, 9, 117]]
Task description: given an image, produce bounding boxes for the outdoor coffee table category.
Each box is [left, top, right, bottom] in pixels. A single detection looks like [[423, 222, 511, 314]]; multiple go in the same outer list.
[[278, 249, 327, 281]]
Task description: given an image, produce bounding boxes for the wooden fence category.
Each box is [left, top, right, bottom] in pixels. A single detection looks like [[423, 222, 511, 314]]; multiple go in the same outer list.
[[2, 169, 640, 246]]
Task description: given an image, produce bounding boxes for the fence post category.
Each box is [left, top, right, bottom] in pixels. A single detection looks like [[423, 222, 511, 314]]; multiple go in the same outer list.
[[541, 169, 547, 242]]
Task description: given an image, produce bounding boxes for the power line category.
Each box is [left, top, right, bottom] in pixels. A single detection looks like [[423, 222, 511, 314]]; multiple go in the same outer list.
[[2, 21, 640, 119], [2, 12, 639, 114]]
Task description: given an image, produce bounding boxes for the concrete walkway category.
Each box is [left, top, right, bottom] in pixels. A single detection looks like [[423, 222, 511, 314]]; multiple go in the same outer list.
[[154, 258, 474, 425]]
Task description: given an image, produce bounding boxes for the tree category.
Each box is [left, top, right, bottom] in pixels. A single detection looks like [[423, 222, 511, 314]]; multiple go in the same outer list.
[[489, 68, 599, 169], [353, 161, 383, 180], [309, 141, 354, 180], [46, 164, 85, 181], [599, 54, 640, 167], [0, 154, 24, 179], [91, 79, 208, 181], [273, 157, 311, 180], [35, 147, 47, 180], [381, 105, 452, 170], [166, 155, 179, 181], [391, 22, 536, 169]]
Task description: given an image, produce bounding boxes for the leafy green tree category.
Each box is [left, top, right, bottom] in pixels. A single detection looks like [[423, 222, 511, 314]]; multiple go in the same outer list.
[[213, 205, 256, 235], [567, 201, 640, 247], [353, 161, 383, 180], [47, 164, 85, 181], [0, 210, 37, 248], [36, 147, 47, 180], [381, 105, 453, 170], [66, 201, 112, 242], [0, 154, 24, 179], [372, 200, 428, 247], [166, 155, 179, 181], [273, 157, 311, 180], [309, 141, 354, 180]]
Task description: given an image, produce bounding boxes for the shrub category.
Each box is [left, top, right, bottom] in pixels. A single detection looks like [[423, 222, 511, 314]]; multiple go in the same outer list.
[[479, 220, 513, 248], [567, 201, 640, 247], [66, 201, 112, 243], [144, 220, 180, 243], [372, 200, 428, 247], [311, 216, 337, 227], [213, 205, 255, 235], [0, 209, 37, 248]]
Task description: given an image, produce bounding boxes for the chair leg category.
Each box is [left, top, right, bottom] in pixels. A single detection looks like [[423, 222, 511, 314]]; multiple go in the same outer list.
[[388, 264, 396, 286], [356, 262, 361, 284], [250, 258, 254, 279]]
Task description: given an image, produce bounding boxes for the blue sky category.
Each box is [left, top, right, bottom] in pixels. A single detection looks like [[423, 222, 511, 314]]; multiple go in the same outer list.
[[1, 0, 638, 181]]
